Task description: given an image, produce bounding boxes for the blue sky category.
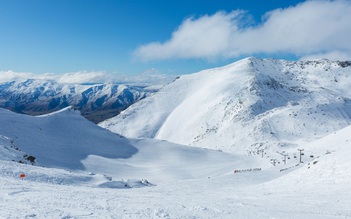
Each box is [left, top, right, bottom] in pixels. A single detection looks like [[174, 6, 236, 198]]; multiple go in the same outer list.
[[0, 0, 350, 81]]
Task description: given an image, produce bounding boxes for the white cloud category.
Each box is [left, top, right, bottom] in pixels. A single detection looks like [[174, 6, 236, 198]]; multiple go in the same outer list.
[[134, 10, 245, 61], [0, 71, 54, 83], [0, 70, 175, 86], [300, 51, 351, 61], [57, 71, 114, 84], [134, 0, 351, 61]]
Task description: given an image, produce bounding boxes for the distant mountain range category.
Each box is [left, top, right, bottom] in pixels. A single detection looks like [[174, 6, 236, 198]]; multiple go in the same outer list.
[[0, 79, 159, 123], [100, 57, 351, 153]]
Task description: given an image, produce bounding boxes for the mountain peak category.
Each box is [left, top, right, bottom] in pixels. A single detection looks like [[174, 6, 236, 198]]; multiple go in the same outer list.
[[100, 57, 351, 154]]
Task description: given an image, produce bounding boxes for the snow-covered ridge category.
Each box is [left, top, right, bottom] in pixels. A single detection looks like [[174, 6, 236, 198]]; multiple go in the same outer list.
[[0, 79, 158, 123], [100, 57, 351, 153]]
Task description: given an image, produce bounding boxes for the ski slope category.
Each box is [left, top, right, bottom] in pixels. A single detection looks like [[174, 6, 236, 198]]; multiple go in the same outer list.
[[1, 105, 351, 218]]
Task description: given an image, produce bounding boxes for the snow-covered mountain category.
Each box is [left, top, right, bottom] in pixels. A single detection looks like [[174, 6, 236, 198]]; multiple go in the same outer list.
[[100, 57, 351, 153], [0, 79, 157, 123], [1, 57, 351, 218]]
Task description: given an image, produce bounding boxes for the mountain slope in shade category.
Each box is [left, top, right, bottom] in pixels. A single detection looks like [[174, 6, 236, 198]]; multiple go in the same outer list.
[[0, 107, 137, 170], [0, 80, 157, 123], [100, 57, 351, 153]]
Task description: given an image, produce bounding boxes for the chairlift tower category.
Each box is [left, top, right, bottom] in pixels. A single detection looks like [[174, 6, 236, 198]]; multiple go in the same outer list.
[[259, 149, 264, 158], [276, 151, 288, 164], [297, 149, 304, 163], [270, 158, 277, 166]]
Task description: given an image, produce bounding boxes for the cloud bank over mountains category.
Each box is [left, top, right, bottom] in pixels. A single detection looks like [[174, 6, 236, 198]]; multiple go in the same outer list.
[[0, 70, 176, 85], [134, 0, 351, 61]]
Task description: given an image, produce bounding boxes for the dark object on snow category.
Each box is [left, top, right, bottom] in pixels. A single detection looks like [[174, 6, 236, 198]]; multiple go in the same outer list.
[[24, 154, 36, 164]]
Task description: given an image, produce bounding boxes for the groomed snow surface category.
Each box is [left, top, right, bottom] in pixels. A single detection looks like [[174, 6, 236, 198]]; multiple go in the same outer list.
[[1, 58, 351, 218], [1, 103, 350, 219]]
